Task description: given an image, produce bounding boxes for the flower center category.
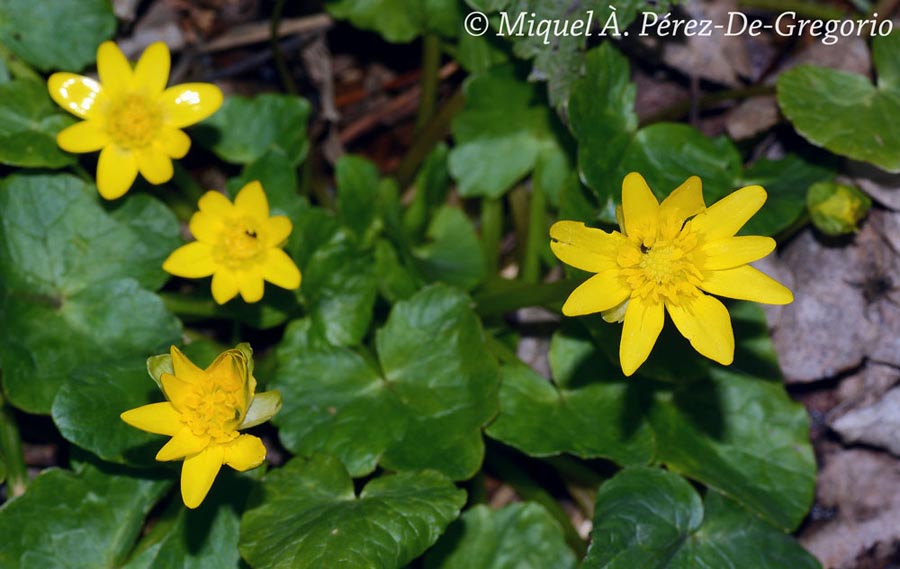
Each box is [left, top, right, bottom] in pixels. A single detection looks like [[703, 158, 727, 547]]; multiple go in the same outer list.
[[620, 230, 702, 304], [214, 217, 266, 269], [181, 371, 245, 443], [105, 94, 163, 150]]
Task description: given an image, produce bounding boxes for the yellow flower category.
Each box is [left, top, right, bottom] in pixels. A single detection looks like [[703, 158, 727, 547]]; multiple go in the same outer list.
[[162, 181, 302, 304], [550, 172, 793, 376], [48, 41, 223, 200], [121, 344, 281, 509]]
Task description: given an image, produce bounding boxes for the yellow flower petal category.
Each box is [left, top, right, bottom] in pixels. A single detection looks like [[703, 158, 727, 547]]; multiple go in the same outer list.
[[120, 402, 182, 436], [621, 172, 659, 245], [666, 294, 734, 365], [265, 216, 293, 247], [549, 221, 621, 273], [658, 176, 705, 239], [699, 236, 776, 271], [56, 121, 109, 153], [237, 271, 265, 303], [170, 345, 203, 383], [163, 241, 217, 278], [97, 41, 134, 97], [234, 181, 269, 219], [156, 427, 209, 462], [262, 249, 301, 290], [223, 434, 266, 471], [700, 265, 794, 305], [691, 185, 767, 241], [189, 211, 222, 243], [620, 296, 664, 376], [133, 41, 170, 97], [161, 372, 194, 411], [156, 127, 191, 159], [47, 73, 104, 119], [198, 190, 235, 218], [160, 83, 224, 128], [211, 270, 239, 304], [136, 147, 174, 185], [562, 271, 630, 316], [181, 445, 225, 509], [96, 145, 138, 200]]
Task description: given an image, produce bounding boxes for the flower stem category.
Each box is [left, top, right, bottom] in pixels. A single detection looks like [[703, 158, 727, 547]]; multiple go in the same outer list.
[[414, 34, 441, 133], [270, 0, 298, 95], [159, 292, 219, 319], [480, 198, 503, 276], [521, 180, 546, 284], [394, 88, 465, 189], [0, 43, 40, 82], [0, 392, 28, 497], [475, 279, 578, 317]]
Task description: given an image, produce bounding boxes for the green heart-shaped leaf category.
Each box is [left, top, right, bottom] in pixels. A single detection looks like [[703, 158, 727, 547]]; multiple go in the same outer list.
[[0, 79, 75, 168], [197, 94, 310, 166], [584, 467, 820, 568], [0, 0, 115, 71], [777, 32, 900, 173], [239, 454, 466, 568], [0, 174, 181, 413], [425, 503, 577, 569], [326, 0, 462, 43], [273, 284, 499, 479], [0, 462, 169, 567], [487, 318, 815, 530]]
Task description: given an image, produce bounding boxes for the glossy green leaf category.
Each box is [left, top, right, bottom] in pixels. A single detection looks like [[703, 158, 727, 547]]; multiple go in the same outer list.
[[124, 472, 253, 569], [777, 32, 900, 173], [425, 503, 577, 569], [197, 93, 311, 166], [273, 285, 499, 479], [0, 0, 115, 71], [239, 454, 467, 568], [488, 322, 815, 530], [0, 174, 181, 413], [486, 331, 655, 465], [51, 358, 163, 465], [739, 154, 834, 236], [291, 208, 378, 346], [405, 144, 452, 239], [584, 467, 820, 568], [0, 462, 169, 567], [449, 64, 572, 198], [374, 239, 421, 302], [567, 42, 637, 206], [413, 206, 485, 291], [325, 0, 462, 43], [0, 79, 75, 167], [618, 126, 742, 204], [335, 155, 382, 244]]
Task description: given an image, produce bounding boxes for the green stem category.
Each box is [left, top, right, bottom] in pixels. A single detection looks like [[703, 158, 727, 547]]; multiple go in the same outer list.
[[0, 391, 28, 497], [487, 451, 587, 557], [508, 186, 529, 278], [640, 84, 776, 127], [521, 181, 546, 284], [160, 292, 219, 319], [480, 198, 503, 276], [270, 0, 298, 95], [476, 279, 578, 317], [484, 333, 521, 364], [414, 34, 441, 133], [737, 0, 846, 20], [395, 88, 465, 189]]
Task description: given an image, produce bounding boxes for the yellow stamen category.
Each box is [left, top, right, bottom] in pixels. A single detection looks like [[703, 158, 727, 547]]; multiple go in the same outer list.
[[214, 217, 266, 269], [104, 94, 163, 149]]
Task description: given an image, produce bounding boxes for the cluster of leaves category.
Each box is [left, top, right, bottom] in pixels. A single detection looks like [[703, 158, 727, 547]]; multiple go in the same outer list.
[[1, 0, 898, 567]]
